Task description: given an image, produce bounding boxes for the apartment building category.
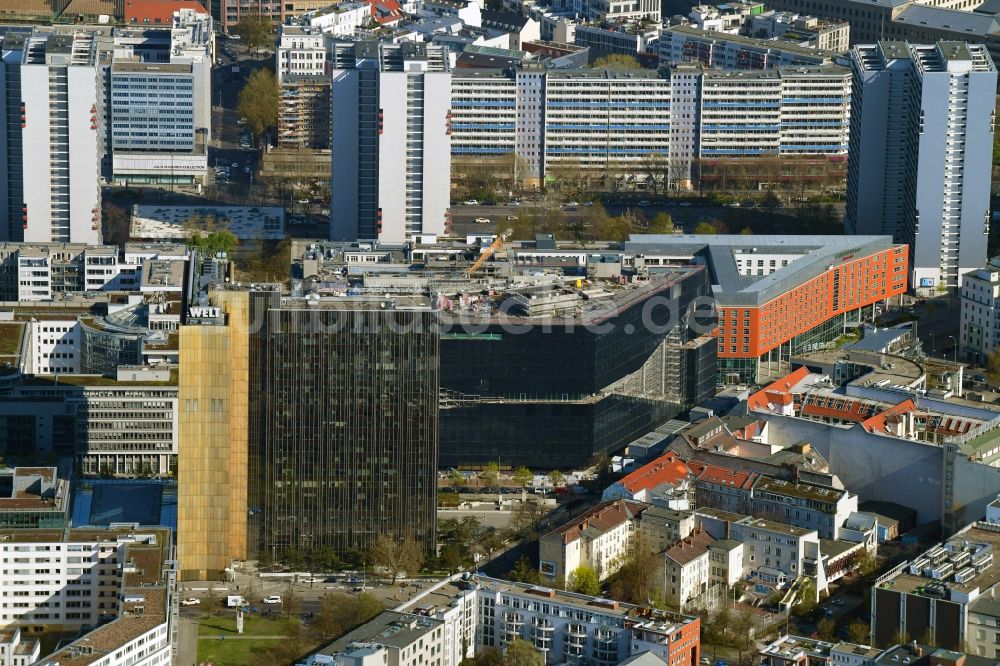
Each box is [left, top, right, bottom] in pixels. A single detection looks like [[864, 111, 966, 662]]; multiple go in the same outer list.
[[34, 527, 175, 666], [751, 476, 858, 540], [625, 234, 909, 383], [0, 240, 186, 302], [748, 12, 850, 53], [661, 530, 715, 611], [538, 499, 648, 587], [729, 517, 823, 589], [329, 41, 451, 243], [697, 66, 850, 159], [845, 41, 996, 293], [276, 26, 332, 150], [450, 64, 850, 189], [659, 25, 837, 70], [639, 506, 696, 552], [387, 575, 701, 666], [302, 611, 446, 666], [959, 256, 1000, 365], [12, 30, 104, 245]]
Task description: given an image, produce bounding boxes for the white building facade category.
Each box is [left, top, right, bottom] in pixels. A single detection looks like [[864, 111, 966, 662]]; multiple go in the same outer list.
[[330, 41, 451, 244]]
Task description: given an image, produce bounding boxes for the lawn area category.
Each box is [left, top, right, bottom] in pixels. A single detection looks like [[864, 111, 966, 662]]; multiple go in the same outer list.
[[0, 323, 23, 355], [197, 614, 303, 666]]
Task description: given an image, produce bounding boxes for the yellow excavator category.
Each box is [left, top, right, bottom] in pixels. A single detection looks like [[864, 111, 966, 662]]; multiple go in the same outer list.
[[468, 228, 513, 275]]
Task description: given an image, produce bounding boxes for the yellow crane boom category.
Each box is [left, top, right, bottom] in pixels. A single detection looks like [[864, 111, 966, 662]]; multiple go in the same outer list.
[[468, 228, 512, 275]]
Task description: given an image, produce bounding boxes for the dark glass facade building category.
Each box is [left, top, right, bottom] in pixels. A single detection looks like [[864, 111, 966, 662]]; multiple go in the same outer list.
[[438, 268, 716, 468], [247, 293, 439, 559]]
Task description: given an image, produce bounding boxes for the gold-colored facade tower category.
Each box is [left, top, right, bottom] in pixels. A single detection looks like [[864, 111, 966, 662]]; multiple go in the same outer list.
[[176, 289, 250, 580]]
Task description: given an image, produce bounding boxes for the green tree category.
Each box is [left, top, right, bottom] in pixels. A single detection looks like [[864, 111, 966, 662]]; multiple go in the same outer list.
[[449, 469, 464, 493], [650, 212, 674, 234], [508, 556, 539, 584], [504, 639, 544, 666], [732, 610, 756, 665], [568, 565, 601, 595], [847, 621, 870, 645], [440, 542, 466, 573], [479, 462, 500, 495], [592, 53, 644, 71], [282, 547, 306, 571], [238, 68, 279, 140], [761, 189, 781, 213], [512, 466, 533, 494], [368, 533, 424, 583], [477, 530, 507, 562], [739, 226, 753, 235], [547, 469, 566, 488], [692, 221, 717, 235], [234, 15, 274, 56]]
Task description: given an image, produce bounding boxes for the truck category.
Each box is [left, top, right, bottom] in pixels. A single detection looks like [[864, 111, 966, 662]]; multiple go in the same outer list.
[[226, 595, 246, 608]]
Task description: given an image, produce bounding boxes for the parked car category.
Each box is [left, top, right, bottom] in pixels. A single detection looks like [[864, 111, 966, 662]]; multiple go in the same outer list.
[[475, 217, 490, 224], [263, 595, 282, 605], [463, 199, 479, 206], [180, 598, 200, 606]]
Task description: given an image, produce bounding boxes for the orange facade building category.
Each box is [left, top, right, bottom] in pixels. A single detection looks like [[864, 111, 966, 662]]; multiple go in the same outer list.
[[626, 235, 909, 383]]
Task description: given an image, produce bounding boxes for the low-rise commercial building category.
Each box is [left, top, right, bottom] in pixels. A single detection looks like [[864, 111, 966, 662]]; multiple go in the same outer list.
[[960, 256, 1000, 365]]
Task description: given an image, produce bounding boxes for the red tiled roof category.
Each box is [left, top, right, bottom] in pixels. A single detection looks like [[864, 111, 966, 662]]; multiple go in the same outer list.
[[548, 499, 647, 544], [695, 464, 758, 490], [366, 0, 404, 24], [617, 451, 691, 495], [124, 0, 207, 23], [747, 367, 810, 411], [664, 530, 715, 566], [860, 399, 917, 433]]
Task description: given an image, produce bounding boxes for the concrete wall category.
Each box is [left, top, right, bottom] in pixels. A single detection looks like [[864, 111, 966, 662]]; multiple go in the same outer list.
[[758, 414, 945, 523]]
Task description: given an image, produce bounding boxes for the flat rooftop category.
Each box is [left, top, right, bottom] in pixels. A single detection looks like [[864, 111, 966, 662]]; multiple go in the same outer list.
[[131, 205, 285, 241], [625, 234, 902, 307], [879, 525, 1000, 598]]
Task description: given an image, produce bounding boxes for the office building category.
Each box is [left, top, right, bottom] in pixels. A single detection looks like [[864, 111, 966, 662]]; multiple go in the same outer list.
[[177, 288, 250, 580], [108, 9, 213, 185], [329, 41, 452, 244], [293, 239, 717, 470], [246, 290, 439, 561], [871, 523, 1000, 650], [625, 234, 909, 384], [845, 41, 996, 293], [960, 256, 1000, 364]]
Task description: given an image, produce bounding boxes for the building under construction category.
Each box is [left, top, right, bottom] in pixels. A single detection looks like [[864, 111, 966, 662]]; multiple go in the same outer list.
[[291, 236, 717, 468]]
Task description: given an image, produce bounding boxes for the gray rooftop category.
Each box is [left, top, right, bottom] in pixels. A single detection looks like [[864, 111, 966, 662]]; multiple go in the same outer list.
[[625, 234, 901, 306], [894, 5, 1000, 38], [315, 611, 441, 656]]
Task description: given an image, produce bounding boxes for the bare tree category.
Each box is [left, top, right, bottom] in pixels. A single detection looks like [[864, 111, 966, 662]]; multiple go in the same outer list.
[[368, 533, 425, 584]]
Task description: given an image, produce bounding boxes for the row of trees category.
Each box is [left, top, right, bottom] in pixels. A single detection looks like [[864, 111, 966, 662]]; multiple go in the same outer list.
[[504, 203, 676, 242], [449, 463, 567, 495]]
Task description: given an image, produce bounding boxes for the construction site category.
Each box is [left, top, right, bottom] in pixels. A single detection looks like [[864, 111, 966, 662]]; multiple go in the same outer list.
[[289, 235, 718, 467]]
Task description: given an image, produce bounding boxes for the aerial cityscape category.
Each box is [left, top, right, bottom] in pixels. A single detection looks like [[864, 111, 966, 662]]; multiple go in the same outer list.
[[0, 0, 1000, 664]]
